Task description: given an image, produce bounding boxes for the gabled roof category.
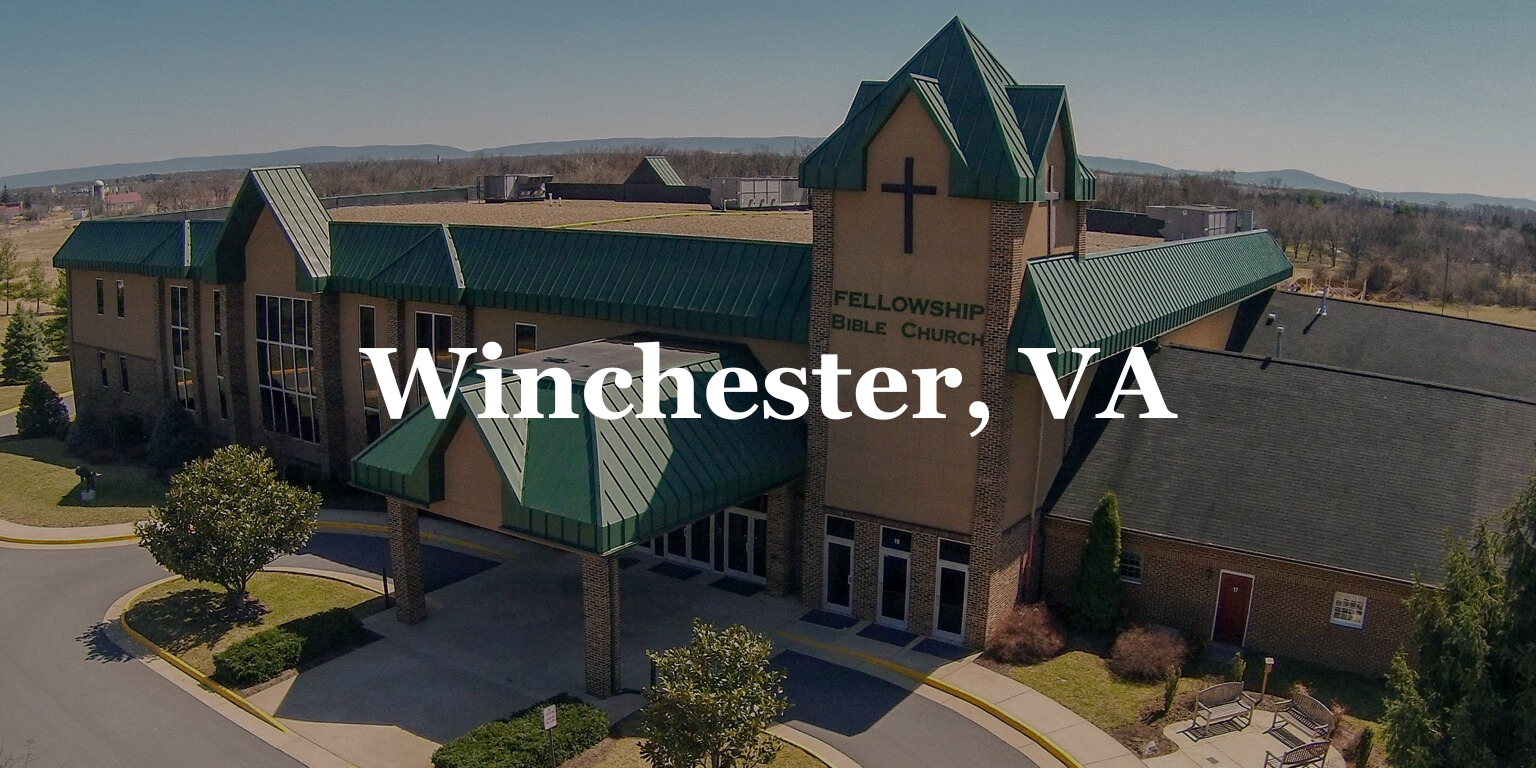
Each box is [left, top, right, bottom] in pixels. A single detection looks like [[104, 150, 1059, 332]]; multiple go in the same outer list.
[[210, 167, 332, 290], [53, 219, 223, 279], [1009, 231, 1293, 377], [1232, 291, 1536, 401], [329, 222, 463, 304], [625, 156, 687, 187], [800, 17, 1093, 202], [1045, 345, 1536, 584], [449, 226, 810, 343], [351, 336, 806, 555]]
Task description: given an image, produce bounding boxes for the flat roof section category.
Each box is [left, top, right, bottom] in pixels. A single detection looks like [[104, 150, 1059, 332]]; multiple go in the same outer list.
[[332, 200, 813, 243]]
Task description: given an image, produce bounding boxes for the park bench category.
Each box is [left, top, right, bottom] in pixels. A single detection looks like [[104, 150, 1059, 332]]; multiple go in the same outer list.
[[1191, 681, 1259, 737], [1271, 692, 1336, 741], [1263, 740, 1330, 768]]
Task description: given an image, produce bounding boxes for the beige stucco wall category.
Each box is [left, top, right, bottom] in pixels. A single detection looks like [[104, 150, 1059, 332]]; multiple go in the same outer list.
[[820, 92, 995, 534], [1160, 305, 1239, 350], [431, 418, 504, 530], [71, 270, 158, 359]]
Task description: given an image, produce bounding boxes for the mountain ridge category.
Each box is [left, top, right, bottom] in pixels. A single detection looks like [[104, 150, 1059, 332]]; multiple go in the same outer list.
[[3, 140, 1530, 212]]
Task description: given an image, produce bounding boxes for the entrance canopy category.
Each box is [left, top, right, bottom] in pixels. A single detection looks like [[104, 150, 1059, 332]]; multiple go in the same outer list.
[[351, 336, 805, 555]]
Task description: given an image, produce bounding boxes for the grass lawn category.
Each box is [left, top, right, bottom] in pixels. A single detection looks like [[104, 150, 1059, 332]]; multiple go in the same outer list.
[[0, 437, 163, 526], [0, 359, 72, 413], [124, 571, 383, 676], [992, 644, 1387, 758]]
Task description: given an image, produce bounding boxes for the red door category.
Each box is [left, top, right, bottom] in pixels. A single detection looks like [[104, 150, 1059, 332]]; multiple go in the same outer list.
[[1212, 572, 1254, 646]]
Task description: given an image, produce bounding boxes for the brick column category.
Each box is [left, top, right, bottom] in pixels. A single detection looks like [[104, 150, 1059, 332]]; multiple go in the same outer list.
[[964, 202, 1029, 648], [800, 189, 835, 609], [852, 518, 880, 622], [226, 280, 254, 444], [387, 499, 426, 625], [1075, 204, 1088, 255], [313, 293, 349, 480], [581, 555, 621, 698], [764, 484, 798, 598], [909, 531, 939, 635]]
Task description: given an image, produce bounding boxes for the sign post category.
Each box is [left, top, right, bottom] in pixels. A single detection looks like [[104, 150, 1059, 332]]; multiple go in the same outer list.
[[542, 704, 557, 767]]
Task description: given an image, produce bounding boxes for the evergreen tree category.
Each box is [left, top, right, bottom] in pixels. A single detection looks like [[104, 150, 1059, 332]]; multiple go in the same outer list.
[[1070, 491, 1122, 632], [145, 400, 207, 477], [44, 268, 69, 358], [1383, 467, 1536, 767], [0, 185, 9, 204], [22, 260, 47, 313], [1, 309, 48, 384], [17, 379, 68, 439]]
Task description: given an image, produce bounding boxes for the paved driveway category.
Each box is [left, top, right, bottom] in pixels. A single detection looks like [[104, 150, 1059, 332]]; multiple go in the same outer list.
[[775, 651, 1037, 768], [0, 544, 303, 768], [0, 392, 73, 437], [0, 532, 492, 768]]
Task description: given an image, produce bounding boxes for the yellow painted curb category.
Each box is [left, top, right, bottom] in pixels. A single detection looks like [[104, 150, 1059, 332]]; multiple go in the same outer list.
[[118, 584, 290, 733], [776, 631, 1085, 768], [0, 531, 137, 545], [767, 726, 843, 768]]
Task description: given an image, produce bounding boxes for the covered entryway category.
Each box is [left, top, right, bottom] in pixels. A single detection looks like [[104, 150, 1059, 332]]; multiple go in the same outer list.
[[1211, 570, 1254, 646], [351, 337, 806, 697]]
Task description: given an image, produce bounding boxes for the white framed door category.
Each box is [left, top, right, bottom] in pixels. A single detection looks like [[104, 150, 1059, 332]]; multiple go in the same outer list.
[[663, 517, 716, 569], [823, 516, 855, 615], [724, 507, 767, 584], [877, 527, 912, 629], [933, 539, 971, 642]]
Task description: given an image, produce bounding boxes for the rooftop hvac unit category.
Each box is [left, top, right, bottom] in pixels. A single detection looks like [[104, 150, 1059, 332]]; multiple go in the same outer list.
[[708, 177, 808, 210], [482, 174, 553, 203]]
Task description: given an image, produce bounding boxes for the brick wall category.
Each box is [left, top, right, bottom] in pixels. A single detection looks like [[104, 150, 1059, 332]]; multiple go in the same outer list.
[[581, 555, 621, 697], [964, 201, 1029, 647], [71, 342, 166, 424], [1041, 517, 1411, 676], [765, 483, 800, 597], [799, 189, 835, 609], [386, 499, 426, 625]]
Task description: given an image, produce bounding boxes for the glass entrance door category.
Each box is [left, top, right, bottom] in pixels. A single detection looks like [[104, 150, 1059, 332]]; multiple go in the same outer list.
[[724, 508, 767, 583], [878, 527, 912, 628], [823, 516, 855, 614], [934, 539, 971, 641]]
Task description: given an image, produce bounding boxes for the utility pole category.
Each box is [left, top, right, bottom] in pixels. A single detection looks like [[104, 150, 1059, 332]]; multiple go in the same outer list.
[[1442, 247, 1450, 315]]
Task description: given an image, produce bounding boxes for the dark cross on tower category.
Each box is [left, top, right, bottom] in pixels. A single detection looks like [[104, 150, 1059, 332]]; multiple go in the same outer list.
[[880, 157, 937, 254]]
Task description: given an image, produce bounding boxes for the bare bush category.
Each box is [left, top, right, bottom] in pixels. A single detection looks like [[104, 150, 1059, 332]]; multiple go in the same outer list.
[[1107, 626, 1189, 682], [985, 603, 1066, 664]]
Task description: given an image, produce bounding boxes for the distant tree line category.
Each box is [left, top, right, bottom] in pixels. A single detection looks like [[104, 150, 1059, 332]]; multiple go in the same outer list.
[[1098, 171, 1536, 308]]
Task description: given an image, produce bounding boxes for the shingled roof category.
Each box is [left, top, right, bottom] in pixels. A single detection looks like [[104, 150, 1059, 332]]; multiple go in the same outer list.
[[1233, 291, 1536, 401], [1044, 345, 1536, 584], [800, 17, 1094, 202]]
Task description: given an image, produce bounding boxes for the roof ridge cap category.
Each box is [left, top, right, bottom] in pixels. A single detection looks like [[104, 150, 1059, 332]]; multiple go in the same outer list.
[[1165, 343, 1536, 406]]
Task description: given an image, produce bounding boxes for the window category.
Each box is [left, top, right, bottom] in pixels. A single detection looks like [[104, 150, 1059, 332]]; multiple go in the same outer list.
[[1119, 551, 1144, 584], [359, 305, 381, 442], [95, 279, 104, 315], [515, 323, 537, 355], [213, 290, 227, 419], [98, 351, 108, 387], [118, 355, 130, 392], [115, 280, 124, 318], [1331, 592, 1367, 629], [414, 311, 454, 406], [169, 286, 194, 411], [256, 294, 317, 442]]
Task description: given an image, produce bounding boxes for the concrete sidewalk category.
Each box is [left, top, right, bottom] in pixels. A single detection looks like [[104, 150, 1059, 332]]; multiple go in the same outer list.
[[0, 517, 137, 544]]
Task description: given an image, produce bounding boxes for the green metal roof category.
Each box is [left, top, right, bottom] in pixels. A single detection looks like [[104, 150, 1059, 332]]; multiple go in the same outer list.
[[449, 225, 810, 343], [53, 219, 223, 278], [1009, 231, 1293, 377], [625, 156, 687, 187], [329, 222, 464, 304], [350, 336, 806, 555], [209, 167, 332, 290], [1006, 85, 1095, 202], [801, 17, 1097, 203]]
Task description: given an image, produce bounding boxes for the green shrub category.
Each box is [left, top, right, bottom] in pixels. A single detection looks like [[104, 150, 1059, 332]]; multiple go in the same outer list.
[[214, 629, 303, 688], [432, 694, 609, 768], [1070, 491, 1121, 632], [212, 608, 369, 688], [145, 400, 207, 476], [110, 412, 145, 450], [18, 379, 69, 438], [1353, 726, 1375, 768], [1162, 666, 1181, 715], [66, 407, 114, 463]]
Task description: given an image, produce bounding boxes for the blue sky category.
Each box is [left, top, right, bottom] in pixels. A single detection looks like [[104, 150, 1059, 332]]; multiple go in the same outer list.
[[1, 1, 1532, 198]]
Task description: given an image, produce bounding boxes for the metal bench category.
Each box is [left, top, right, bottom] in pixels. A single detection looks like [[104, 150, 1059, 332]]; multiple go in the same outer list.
[[1192, 681, 1259, 736], [1272, 692, 1336, 741], [1263, 740, 1330, 768]]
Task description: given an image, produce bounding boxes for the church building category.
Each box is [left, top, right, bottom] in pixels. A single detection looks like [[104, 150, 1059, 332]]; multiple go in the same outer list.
[[56, 18, 1535, 695]]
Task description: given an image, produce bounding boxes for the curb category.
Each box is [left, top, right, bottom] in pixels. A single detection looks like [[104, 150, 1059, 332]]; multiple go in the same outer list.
[[767, 723, 858, 768], [776, 630, 1085, 768], [118, 580, 290, 733], [0, 530, 137, 545]]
